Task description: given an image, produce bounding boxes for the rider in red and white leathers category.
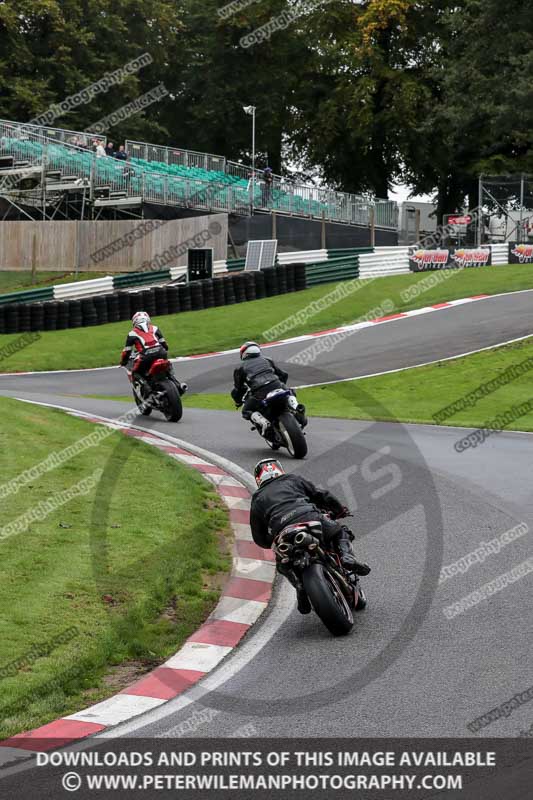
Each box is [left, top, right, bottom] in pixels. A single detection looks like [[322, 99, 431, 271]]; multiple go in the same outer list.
[[119, 311, 169, 379]]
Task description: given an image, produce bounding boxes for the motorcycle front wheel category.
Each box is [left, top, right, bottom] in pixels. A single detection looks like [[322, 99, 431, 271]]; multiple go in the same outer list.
[[302, 563, 354, 636], [278, 412, 307, 459], [133, 390, 152, 416]]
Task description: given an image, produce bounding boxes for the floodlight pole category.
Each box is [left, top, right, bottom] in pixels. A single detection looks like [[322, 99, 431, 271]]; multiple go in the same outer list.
[[251, 106, 256, 211]]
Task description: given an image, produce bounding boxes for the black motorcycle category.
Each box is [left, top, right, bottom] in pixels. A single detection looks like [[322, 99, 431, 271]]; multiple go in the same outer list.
[[273, 512, 366, 636], [126, 356, 187, 422], [249, 387, 308, 459]]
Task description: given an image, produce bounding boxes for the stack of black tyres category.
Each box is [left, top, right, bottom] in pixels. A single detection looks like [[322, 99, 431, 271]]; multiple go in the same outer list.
[[17, 303, 31, 332], [294, 262, 307, 291], [30, 302, 44, 331], [118, 291, 132, 321], [56, 301, 70, 330], [154, 286, 169, 316], [130, 291, 145, 316], [243, 271, 256, 302], [4, 304, 18, 334], [252, 270, 266, 299], [0, 305, 5, 334], [81, 298, 97, 327], [140, 288, 156, 317], [93, 295, 108, 325], [69, 299, 83, 328], [201, 279, 215, 309], [285, 262, 296, 293], [178, 283, 192, 312], [106, 293, 120, 323], [212, 277, 226, 307], [223, 275, 236, 305], [44, 301, 58, 331], [263, 267, 279, 297], [166, 286, 180, 314], [275, 265, 288, 295], [233, 273, 247, 304], [189, 281, 204, 311]]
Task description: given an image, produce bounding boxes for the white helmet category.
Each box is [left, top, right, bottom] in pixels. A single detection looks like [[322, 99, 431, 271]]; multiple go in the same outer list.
[[132, 311, 151, 333], [240, 341, 261, 360], [254, 458, 285, 488]]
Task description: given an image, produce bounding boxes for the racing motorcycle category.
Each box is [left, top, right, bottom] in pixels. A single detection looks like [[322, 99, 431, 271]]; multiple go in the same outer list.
[[273, 511, 366, 636], [125, 356, 187, 422], [248, 387, 308, 459]]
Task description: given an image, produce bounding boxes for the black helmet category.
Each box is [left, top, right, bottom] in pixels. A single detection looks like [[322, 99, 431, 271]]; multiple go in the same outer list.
[[254, 458, 285, 488]]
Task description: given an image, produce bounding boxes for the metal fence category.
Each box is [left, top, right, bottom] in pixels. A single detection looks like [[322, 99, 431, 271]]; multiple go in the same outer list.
[[1, 124, 398, 228], [126, 140, 226, 173], [0, 117, 105, 148]]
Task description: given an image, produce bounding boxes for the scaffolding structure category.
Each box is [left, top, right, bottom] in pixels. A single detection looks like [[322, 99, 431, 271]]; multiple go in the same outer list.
[[478, 174, 533, 245]]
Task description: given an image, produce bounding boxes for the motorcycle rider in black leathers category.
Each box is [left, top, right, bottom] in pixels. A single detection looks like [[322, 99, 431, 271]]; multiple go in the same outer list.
[[230, 341, 305, 437], [250, 459, 370, 614]]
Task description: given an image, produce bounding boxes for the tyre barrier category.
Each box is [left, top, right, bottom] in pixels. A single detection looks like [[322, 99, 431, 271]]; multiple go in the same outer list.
[[253, 269, 266, 300], [118, 291, 132, 321], [212, 277, 226, 307], [201, 279, 215, 309], [263, 266, 279, 297], [166, 286, 180, 314], [223, 274, 236, 305], [0, 263, 308, 335], [93, 295, 108, 326], [190, 281, 204, 311], [56, 301, 70, 331], [178, 283, 192, 313], [154, 286, 169, 316], [44, 301, 58, 331], [243, 271, 257, 302]]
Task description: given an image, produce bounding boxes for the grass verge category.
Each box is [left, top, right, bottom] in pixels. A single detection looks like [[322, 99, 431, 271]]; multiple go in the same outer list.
[[1, 264, 533, 372], [183, 337, 533, 432], [0, 397, 231, 739]]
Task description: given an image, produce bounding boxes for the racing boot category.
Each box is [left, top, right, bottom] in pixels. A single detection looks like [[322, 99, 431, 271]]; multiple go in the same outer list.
[[250, 411, 271, 438], [336, 528, 371, 576], [277, 561, 311, 614]]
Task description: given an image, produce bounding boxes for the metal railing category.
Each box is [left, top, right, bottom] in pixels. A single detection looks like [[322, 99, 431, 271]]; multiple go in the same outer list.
[[1, 124, 398, 227], [0, 118, 106, 148], [126, 140, 226, 173]]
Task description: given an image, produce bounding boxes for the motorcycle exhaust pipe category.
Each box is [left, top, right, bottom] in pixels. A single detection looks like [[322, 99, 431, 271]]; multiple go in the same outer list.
[[294, 532, 315, 547], [276, 541, 292, 554]]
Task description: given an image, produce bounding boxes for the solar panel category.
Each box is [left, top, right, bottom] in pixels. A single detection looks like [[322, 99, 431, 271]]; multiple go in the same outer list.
[[245, 239, 278, 271]]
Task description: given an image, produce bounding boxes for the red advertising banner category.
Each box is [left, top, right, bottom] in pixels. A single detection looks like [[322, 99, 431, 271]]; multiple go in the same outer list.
[[509, 243, 533, 263], [409, 247, 491, 271]]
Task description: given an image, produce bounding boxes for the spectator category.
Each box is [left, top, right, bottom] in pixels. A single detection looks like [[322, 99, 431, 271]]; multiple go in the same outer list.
[[105, 141, 115, 158], [95, 140, 106, 158], [114, 144, 128, 161], [262, 166, 273, 205]]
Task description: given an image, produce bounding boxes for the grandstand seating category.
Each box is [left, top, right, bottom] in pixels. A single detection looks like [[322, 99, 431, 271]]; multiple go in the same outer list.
[[0, 118, 398, 227]]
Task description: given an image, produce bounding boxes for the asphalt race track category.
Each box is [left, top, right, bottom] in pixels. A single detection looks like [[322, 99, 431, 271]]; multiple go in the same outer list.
[[1, 292, 532, 740]]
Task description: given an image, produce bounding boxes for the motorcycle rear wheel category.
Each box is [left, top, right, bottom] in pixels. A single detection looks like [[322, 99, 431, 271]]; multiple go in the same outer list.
[[302, 563, 354, 636], [278, 412, 307, 459], [159, 378, 183, 422]]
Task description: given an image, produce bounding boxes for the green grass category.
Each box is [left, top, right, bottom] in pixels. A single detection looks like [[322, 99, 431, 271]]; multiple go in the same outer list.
[[184, 337, 533, 432], [0, 397, 231, 738], [1, 264, 533, 373], [0, 270, 116, 294]]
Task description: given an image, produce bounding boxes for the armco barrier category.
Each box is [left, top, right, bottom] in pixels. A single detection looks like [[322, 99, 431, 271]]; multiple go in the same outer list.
[[0, 286, 54, 306], [54, 276, 114, 300], [305, 256, 359, 286], [359, 247, 410, 278]]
